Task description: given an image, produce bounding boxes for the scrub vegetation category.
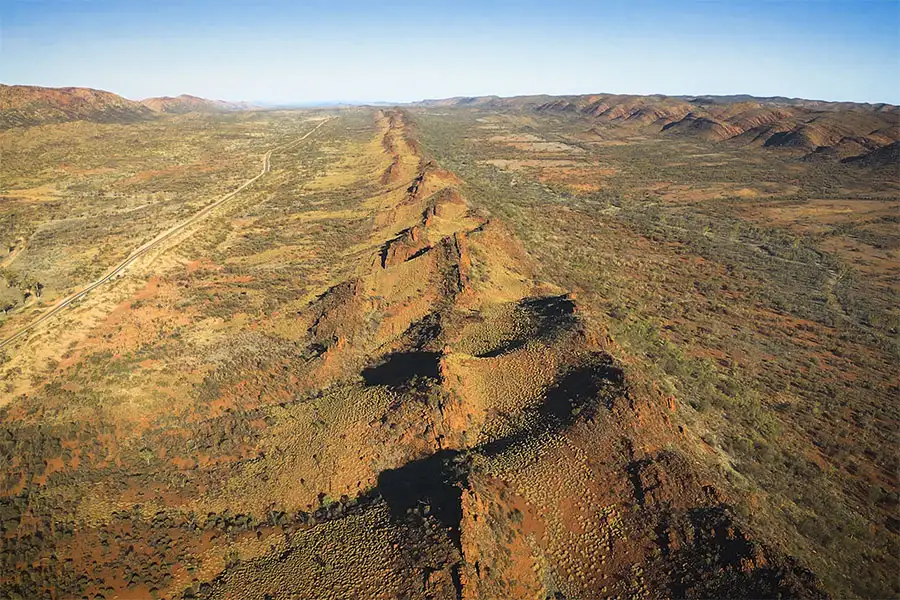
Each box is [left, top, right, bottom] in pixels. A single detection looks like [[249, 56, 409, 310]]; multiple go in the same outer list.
[[0, 87, 897, 599]]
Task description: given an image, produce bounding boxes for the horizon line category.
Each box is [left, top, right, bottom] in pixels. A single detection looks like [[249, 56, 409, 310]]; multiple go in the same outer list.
[[3, 81, 899, 108]]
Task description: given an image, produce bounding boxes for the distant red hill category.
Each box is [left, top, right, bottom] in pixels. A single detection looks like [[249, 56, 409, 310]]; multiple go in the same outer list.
[[0, 84, 153, 128], [415, 93, 900, 162], [0, 84, 253, 129]]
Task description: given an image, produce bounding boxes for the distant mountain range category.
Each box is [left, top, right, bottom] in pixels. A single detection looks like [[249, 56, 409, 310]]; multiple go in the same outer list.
[[0, 84, 255, 129], [412, 93, 900, 165], [3, 85, 898, 168], [139, 94, 255, 114]]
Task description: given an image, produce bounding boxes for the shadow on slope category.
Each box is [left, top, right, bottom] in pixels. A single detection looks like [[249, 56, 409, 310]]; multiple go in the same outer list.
[[362, 351, 442, 388], [478, 356, 625, 456]]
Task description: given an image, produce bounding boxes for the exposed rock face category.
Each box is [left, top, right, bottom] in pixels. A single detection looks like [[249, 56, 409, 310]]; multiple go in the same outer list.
[[380, 226, 429, 268]]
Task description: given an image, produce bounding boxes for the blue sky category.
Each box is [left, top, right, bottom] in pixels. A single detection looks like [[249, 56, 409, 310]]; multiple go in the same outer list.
[[2, 0, 898, 103]]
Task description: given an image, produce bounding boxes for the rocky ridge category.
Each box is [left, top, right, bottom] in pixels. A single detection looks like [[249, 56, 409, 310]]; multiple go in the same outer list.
[[202, 110, 829, 599]]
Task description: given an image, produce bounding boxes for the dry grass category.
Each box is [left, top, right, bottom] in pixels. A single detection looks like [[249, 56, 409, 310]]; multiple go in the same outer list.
[[1, 102, 893, 600]]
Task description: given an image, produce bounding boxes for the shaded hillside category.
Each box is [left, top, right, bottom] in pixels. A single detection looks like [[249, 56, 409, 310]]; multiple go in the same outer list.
[[0, 84, 154, 128], [842, 140, 900, 169], [140, 94, 254, 114]]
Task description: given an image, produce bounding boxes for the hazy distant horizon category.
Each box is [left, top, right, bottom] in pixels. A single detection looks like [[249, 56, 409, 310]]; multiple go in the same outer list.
[[4, 82, 900, 109], [3, 0, 899, 105]]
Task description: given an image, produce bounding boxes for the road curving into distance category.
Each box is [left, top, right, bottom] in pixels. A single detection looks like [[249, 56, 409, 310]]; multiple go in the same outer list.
[[0, 117, 332, 352]]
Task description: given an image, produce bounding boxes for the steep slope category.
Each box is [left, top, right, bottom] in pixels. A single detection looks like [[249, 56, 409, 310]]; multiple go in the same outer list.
[[0, 84, 154, 128], [140, 94, 253, 114]]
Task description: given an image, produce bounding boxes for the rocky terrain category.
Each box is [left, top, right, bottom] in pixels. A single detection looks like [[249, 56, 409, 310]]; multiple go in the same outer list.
[[0, 91, 897, 599]]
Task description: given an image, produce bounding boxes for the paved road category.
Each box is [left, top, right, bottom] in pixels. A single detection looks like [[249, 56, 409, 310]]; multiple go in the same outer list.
[[0, 117, 331, 352]]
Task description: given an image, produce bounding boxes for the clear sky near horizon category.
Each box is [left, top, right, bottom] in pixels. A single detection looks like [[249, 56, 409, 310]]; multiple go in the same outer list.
[[2, 0, 899, 104]]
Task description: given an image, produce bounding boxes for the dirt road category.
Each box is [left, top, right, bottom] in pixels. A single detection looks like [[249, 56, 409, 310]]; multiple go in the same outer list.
[[0, 117, 331, 352]]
